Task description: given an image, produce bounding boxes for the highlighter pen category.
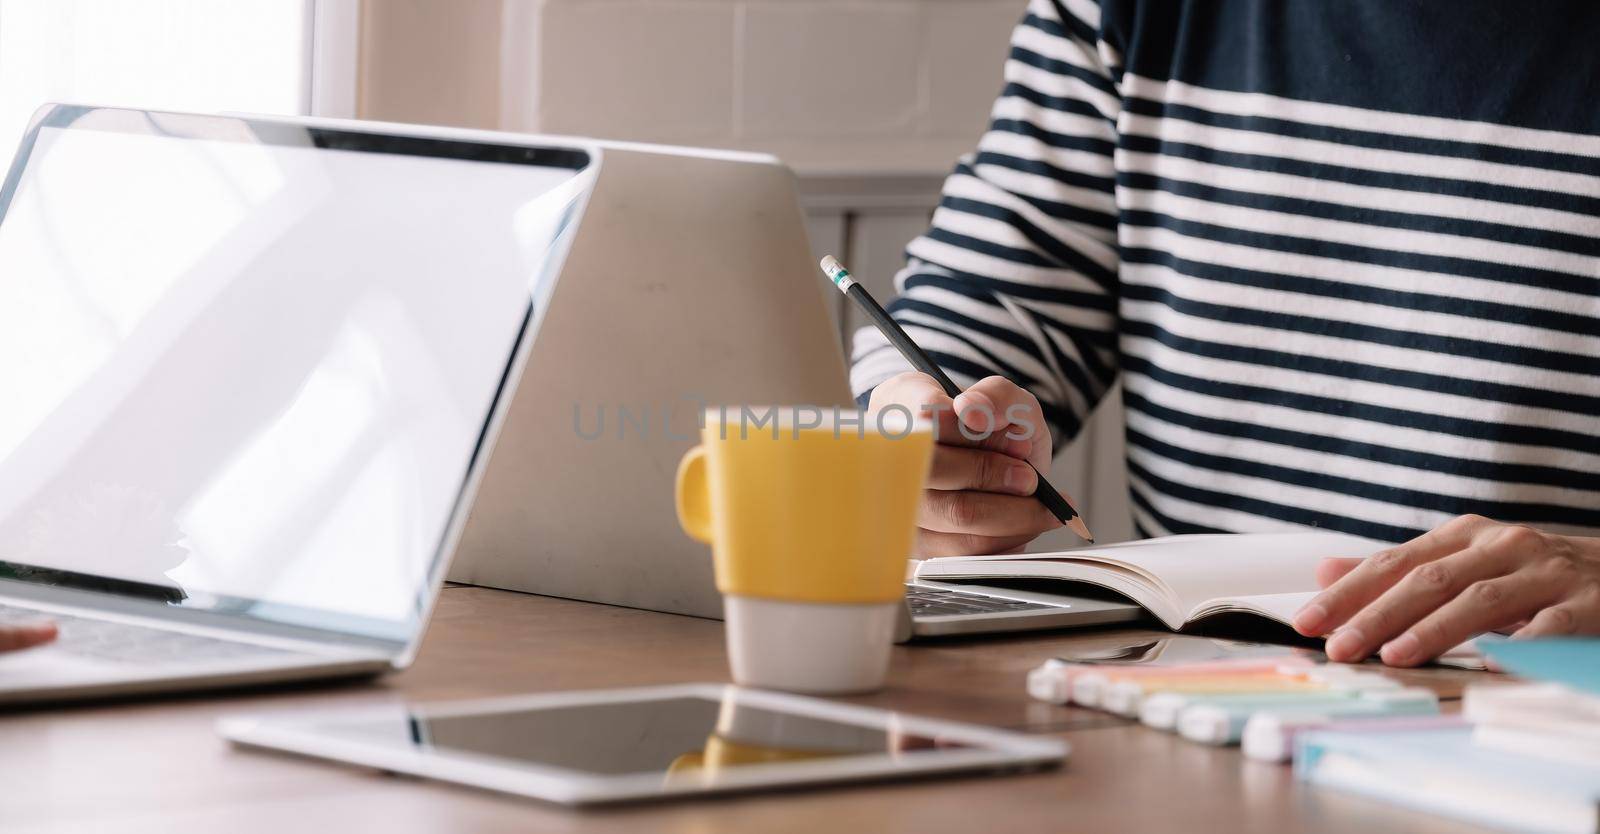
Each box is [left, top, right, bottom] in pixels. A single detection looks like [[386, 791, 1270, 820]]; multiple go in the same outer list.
[[1241, 713, 1466, 764], [1067, 657, 1317, 708], [819, 255, 1093, 543], [1141, 690, 1351, 732], [1022, 655, 1290, 704], [1177, 688, 1440, 746], [1137, 674, 1401, 729], [1101, 675, 1328, 718], [1104, 667, 1394, 704]]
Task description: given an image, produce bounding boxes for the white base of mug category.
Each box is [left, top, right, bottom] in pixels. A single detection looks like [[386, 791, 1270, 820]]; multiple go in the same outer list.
[[724, 595, 898, 695]]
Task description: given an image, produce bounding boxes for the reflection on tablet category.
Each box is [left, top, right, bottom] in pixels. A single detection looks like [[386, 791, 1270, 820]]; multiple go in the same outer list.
[[380, 694, 966, 781]]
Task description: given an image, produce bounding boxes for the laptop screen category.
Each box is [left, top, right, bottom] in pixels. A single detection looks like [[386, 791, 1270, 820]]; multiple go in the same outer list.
[[0, 106, 590, 642]]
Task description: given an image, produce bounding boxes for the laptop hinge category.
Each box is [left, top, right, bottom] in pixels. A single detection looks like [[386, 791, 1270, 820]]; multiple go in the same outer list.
[[0, 578, 404, 655]]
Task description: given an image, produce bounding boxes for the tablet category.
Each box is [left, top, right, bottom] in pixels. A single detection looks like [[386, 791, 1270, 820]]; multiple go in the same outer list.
[[218, 684, 1068, 805]]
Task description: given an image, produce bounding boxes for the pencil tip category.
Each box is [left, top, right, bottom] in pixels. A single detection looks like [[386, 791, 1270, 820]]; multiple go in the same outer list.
[[1066, 515, 1095, 543]]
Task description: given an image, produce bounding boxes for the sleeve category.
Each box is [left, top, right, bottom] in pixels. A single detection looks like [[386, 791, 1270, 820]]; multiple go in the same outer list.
[[849, 0, 1123, 447]]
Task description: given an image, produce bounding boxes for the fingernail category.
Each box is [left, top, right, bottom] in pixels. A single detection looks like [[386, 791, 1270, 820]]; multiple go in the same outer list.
[[1293, 602, 1329, 635], [1381, 632, 1420, 665], [956, 394, 994, 428], [1325, 627, 1366, 662], [1004, 464, 1035, 495]]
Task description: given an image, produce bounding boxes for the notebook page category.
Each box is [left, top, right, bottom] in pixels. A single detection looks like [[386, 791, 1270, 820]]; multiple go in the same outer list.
[[915, 555, 1184, 626], [1017, 533, 1383, 622], [922, 532, 1387, 628], [1189, 591, 1317, 627], [1126, 534, 1376, 617]]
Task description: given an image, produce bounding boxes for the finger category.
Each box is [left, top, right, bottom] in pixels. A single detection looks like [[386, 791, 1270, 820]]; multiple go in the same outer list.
[[925, 445, 1037, 495], [914, 529, 1039, 558], [0, 622, 56, 652], [1512, 588, 1600, 639], [870, 371, 946, 406], [1292, 516, 1488, 637], [869, 372, 951, 428], [872, 373, 1028, 457], [919, 489, 1060, 537], [1377, 572, 1558, 667], [1322, 544, 1517, 662], [927, 404, 1033, 457], [952, 376, 1051, 459], [1314, 557, 1363, 589]]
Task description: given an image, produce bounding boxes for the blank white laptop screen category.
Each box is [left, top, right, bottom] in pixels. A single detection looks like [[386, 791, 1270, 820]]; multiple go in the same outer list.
[[0, 106, 590, 640]]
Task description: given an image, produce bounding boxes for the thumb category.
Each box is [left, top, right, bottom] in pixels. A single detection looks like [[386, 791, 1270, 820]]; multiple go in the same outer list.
[[1315, 557, 1364, 589]]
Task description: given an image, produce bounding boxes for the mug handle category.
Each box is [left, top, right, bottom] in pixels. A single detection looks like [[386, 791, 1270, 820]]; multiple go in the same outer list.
[[675, 445, 713, 544]]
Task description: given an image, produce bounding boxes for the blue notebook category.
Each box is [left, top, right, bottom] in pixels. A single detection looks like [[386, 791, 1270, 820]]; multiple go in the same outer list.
[[1296, 726, 1600, 834], [1480, 638, 1600, 697]]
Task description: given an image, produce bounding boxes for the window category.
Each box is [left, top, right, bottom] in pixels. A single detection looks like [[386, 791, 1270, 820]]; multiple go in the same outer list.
[[0, 0, 356, 155]]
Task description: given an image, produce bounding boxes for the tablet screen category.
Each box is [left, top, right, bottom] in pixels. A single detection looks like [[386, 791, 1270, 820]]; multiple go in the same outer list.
[[222, 685, 1068, 805], [348, 694, 969, 778]]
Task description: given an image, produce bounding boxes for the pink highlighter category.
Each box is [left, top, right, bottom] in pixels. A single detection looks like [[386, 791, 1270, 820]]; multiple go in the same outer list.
[[1026, 656, 1316, 706]]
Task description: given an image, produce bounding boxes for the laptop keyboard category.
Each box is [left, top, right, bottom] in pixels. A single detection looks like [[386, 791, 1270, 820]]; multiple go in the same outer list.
[[905, 586, 1054, 618], [0, 603, 289, 664]]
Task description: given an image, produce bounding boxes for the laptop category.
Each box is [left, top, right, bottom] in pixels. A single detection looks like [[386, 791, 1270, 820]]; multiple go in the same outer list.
[[0, 104, 594, 705], [440, 140, 1143, 639], [897, 579, 1143, 639]]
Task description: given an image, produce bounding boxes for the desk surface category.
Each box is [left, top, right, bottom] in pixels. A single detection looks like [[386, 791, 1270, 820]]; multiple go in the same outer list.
[[3, 587, 1499, 833]]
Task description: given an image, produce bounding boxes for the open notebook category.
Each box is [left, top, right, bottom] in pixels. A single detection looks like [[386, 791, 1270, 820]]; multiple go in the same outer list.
[[914, 532, 1389, 632]]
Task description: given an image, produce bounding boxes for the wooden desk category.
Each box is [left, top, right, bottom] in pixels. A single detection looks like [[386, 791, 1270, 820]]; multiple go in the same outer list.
[[1, 587, 1499, 833]]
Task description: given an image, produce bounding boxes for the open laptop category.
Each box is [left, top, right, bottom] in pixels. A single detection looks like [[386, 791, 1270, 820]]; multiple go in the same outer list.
[[0, 104, 594, 705], [439, 138, 1143, 639], [896, 579, 1142, 639]]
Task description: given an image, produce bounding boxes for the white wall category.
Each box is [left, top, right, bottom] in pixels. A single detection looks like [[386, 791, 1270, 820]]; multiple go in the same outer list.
[[499, 0, 1022, 176]]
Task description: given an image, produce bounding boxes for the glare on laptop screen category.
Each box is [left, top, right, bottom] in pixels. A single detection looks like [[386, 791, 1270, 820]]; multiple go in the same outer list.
[[0, 106, 589, 640]]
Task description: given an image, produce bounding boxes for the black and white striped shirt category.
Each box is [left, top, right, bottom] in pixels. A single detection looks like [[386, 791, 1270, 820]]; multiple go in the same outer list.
[[851, 0, 1600, 543]]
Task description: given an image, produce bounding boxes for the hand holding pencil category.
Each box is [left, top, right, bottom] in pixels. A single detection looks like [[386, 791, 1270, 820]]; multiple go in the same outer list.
[[820, 256, 1093, 553]]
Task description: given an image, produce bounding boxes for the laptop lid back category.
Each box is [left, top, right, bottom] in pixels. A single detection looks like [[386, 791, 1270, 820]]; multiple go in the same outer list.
[[447, 144, 854, 618]]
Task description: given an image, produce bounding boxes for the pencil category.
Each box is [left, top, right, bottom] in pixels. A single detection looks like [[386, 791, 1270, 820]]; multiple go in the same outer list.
[[819, 255, 1093, 543]]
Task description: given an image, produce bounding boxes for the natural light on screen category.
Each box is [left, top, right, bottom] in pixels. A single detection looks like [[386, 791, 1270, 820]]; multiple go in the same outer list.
[[0, 113, 589, 637], [0, 0, 309, 155]]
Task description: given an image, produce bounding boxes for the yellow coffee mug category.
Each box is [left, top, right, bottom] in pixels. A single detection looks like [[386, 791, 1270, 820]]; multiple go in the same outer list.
[[675, 406, 933, 604], [674, 406, 933, 692]]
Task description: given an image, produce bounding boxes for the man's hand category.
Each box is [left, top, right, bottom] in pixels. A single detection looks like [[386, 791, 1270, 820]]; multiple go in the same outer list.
[[1293, 514, 1600, 666], [0, 621, 56, 653], [868, 371, 1064, 557]]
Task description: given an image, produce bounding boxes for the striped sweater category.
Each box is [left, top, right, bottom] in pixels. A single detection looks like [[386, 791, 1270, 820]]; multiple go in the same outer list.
[[850, 0, 1600, 543]]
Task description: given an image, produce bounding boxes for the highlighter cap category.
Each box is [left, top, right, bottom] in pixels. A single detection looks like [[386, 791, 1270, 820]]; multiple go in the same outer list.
[[1027, 665, 1072, 705], [1140, 692, 1191, 730], [1241, 712, 1333, 763], [1070, 672, 1110, 708]]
